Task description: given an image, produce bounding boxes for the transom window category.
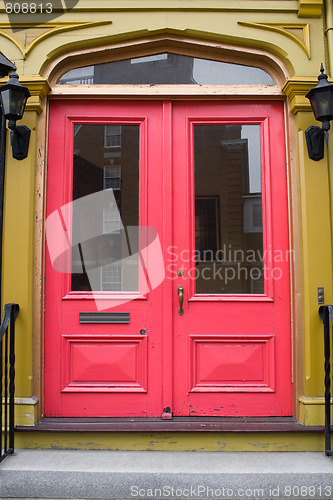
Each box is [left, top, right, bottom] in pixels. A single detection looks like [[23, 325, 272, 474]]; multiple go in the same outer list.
[[58, 53, 275, 85]]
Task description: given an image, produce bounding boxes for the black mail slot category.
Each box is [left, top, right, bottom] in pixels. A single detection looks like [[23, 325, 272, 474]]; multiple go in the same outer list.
[[79, 312, 130, 324]]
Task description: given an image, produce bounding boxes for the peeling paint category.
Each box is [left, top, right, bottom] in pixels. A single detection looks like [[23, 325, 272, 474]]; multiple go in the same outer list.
[[249, 442, 271, 449], [13, 432, 325, 452]]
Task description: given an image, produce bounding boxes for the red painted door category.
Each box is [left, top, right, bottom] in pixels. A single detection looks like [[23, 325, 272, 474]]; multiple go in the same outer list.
[[45, 101, 165, 417], [44, 100, 292, 417], [171, 101, 292, 416]]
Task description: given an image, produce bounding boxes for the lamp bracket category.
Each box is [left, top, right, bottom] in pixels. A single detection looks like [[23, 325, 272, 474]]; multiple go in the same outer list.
[[10, 125, 30, 160], [305, 126, 325, 161]]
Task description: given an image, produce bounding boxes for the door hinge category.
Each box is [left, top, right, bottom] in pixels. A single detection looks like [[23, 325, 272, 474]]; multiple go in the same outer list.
[[161, 407, 173, 419]]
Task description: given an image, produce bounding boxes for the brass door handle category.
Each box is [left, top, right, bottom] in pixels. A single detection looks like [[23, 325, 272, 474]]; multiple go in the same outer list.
[[178, 286, 184, 316]]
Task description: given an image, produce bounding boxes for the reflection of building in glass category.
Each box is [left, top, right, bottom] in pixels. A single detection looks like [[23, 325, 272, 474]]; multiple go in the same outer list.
[[59, 53, 274, 85], [194, 124, 264, 294], [94, 53, 195, 84], [103, 164, 121, 190], [58, 65, 94, 84], [102, 141, 123, 291], [243, 195, 262, 233], [71, 124, 139, 292], [104, 125, 122, 148]]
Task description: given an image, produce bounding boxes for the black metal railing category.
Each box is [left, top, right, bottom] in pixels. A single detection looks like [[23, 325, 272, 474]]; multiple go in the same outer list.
[[0, 303, 19, 463], [319, 305, 333, 456]]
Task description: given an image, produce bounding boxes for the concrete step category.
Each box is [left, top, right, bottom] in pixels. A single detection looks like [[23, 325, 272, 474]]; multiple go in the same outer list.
[[0, 450, 333, 500]]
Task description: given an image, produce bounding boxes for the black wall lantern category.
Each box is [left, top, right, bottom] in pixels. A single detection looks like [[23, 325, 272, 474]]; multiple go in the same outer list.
[[305, 64, 333, 161], [0, 65, 30, 160]]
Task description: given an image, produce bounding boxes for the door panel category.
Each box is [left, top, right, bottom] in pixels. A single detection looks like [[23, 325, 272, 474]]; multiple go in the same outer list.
[[172, 101, 291, 416], [45, 100, 292, 417], [45, 101, 164, 417]]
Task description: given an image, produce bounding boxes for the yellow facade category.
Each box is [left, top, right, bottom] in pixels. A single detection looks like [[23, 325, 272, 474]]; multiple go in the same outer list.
[[1, 0, 332, 450]]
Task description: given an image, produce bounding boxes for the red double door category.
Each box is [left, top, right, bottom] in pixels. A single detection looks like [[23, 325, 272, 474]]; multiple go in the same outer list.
[[44, 100, 292, 418]]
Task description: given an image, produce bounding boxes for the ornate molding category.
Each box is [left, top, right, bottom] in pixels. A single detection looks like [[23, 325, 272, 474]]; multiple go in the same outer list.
[[0, 75, 50, 114], [239, 22, 311, 59], [298, 0, 323, 18], [299, 396, 329, 404], [282, 76, 332, 114], [0, 21, 112, 59]]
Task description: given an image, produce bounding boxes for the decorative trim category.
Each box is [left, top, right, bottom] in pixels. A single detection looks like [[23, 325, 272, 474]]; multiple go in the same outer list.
[[299, 395, 331, 426], [0, 76, 51, 114], [239, 22, 311, 59], [0, 21, 112, 59], [45, 33, 291, 88], [2, 396, 39, 426], [282, 77, 328, 113], [50, 85, 284, 99], [299, 396, 331, 405], [298, 0, 323, 18]]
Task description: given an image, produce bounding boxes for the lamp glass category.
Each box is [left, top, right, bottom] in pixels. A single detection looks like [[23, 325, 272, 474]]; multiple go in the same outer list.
[[307, 84, 333, 124], [0, 87, 27, 121], [309, 94, 319, 118]]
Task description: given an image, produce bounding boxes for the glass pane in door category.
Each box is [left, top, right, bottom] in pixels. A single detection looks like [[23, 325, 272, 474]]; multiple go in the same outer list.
[[194, 124, 264, 294], [71, 124, 139, 292]]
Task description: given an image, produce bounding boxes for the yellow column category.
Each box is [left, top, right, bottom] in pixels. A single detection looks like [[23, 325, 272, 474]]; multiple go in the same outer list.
[[1, 76, 50, 425], [284, 78, 333, 425], [325, 0, 333, 287]]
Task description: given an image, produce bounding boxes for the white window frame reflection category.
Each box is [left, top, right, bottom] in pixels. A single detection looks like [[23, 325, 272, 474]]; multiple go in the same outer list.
[[103, 164, 121, 190], [104, 125, 122, 148]]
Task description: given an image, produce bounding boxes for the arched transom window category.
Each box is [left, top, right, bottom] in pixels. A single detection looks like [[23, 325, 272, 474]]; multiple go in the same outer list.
[[58, 53, 275, 85]]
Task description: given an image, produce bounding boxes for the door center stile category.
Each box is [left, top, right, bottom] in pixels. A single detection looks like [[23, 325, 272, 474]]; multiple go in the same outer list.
[[160, 100, 174, 417]]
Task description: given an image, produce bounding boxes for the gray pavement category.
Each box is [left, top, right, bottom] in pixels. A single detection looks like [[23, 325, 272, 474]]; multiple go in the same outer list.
[[0, 450, 333, 500]]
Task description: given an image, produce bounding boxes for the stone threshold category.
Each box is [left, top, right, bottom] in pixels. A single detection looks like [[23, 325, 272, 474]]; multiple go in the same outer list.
[[15, 416, 324, 433]]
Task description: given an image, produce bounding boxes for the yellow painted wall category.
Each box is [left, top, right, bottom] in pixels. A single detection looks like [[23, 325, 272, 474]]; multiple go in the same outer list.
[[2, 119, 35, 398], [0, 0, 332, 447]]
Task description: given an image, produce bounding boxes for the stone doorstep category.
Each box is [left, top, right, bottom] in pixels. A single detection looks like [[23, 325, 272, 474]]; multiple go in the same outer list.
[[0, 450, 333, 500]]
